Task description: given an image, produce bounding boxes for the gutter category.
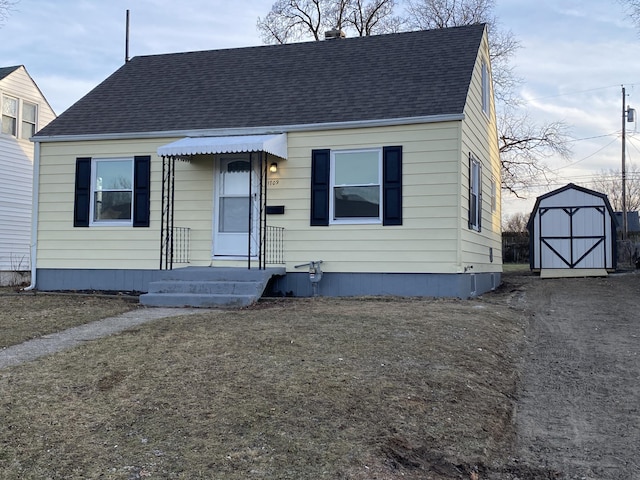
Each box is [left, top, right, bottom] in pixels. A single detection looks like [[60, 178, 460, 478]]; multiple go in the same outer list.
[[32, 113, 466, 144], [23, 140, 40, 291]]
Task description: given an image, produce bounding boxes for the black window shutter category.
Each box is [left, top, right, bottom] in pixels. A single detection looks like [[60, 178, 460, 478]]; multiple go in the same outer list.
[[133, 155, 151, 227], [310, 149, 330, 226], [383, 146, 403, 226], [74, 157, 92, 227]]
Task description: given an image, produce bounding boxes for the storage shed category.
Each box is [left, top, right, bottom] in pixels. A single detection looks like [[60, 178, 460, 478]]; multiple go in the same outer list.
[[528, 183, 617, 277]]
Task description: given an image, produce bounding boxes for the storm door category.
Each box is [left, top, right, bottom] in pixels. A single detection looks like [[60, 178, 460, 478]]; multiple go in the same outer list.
[[213, 156, 259, 257]]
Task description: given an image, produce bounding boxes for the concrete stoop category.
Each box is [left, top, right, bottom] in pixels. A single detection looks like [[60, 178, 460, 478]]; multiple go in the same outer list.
[[139, 266, 285, 308]]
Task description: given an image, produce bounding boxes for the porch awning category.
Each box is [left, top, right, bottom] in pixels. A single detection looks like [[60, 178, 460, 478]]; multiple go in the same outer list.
[[157, 133, 288, 159]]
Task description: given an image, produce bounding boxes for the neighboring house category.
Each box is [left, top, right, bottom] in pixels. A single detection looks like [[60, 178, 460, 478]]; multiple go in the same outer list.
[[31, 24, 502, 303], [528, 183, 617, 277], [0, 66, 55, 285]]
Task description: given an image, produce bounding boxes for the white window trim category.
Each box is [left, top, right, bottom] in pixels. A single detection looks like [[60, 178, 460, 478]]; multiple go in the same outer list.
[[20, 100, 38, 140], [481, 61, 490, 118], [470, 156, 481, 231], [1, 94, 18, 137], [89, 157, 135, 226], [329, 147, 383, 225]]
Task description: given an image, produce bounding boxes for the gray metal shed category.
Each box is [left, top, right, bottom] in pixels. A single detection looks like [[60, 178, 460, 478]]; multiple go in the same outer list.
[[527, 183, 618, 276]]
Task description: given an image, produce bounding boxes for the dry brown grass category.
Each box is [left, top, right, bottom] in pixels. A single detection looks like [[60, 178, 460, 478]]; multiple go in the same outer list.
[[0, 293, 526, 479], [0, 290, 140, 348]]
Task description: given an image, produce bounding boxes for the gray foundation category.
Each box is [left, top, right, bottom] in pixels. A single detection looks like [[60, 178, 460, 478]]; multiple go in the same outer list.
[[36, 268, 501, 299]]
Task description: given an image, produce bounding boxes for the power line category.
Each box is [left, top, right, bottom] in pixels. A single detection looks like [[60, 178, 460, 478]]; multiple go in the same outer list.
[[551, 136, 620, 172]]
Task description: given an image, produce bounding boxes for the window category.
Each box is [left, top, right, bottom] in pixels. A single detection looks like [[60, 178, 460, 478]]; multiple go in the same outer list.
[[311, 146, 402, 226], [331, 149, 381, 223], [1, 96, 17, 136], [481, 61, 490, 116], [468, 154, 482, 231], [21, 102, 37, 139], [74, 156, 150, 227], [91, 158, 134, 224]]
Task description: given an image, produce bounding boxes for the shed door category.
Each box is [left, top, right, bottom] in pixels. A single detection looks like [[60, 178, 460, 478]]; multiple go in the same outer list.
[[539, 206, 607, 269]]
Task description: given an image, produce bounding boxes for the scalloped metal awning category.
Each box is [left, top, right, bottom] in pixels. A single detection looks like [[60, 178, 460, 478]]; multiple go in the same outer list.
[[157, 133, 288, 159]]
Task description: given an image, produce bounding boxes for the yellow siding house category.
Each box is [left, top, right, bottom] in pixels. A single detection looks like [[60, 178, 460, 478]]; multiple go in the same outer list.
[[32, 24, 501, 305]]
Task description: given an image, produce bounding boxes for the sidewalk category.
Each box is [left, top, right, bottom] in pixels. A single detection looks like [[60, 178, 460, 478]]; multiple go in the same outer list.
[[0, 307, 202, 369]]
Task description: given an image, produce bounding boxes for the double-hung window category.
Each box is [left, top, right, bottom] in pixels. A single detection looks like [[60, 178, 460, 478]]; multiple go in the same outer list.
[[74, 156, 150, 227], [91, 158, 134, 224], [468, 154, 482, 231], [331, 149, 382, 223], [311, 146, 402, 226], [1, 95, 18, 136], [21, 102, 37, 139]]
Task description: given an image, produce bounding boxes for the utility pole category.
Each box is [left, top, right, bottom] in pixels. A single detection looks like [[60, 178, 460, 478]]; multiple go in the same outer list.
[[622, 86, 627, 240]]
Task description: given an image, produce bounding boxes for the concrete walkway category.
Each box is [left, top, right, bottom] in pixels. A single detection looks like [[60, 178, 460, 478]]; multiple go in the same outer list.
[[0, 307, 203, 370]]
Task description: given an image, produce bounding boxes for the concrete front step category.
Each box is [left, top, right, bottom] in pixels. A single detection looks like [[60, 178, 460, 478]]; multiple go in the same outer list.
[[147, 280, 263, 296], [139, 266, 286, 308], [141, 293, 256, 308]]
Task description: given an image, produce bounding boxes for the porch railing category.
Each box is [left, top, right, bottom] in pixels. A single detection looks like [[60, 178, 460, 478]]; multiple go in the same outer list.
[[264, 225, 285, 265], [161, 226, 191, 270], [172, 227, 191, 264]]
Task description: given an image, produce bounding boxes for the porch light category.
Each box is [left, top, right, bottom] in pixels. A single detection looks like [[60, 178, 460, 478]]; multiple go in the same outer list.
[[270, 162, 278, 173]]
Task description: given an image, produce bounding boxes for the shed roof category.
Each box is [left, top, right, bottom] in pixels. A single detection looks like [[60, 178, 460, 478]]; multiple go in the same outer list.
[[35, 24, 486, 138], [527, 183, 617, 231]]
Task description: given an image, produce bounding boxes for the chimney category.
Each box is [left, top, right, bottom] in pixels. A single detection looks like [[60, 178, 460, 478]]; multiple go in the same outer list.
[[324, 28, 346, 40]]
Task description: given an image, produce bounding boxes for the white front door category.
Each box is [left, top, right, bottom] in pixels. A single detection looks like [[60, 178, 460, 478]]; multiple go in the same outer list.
[[213, 156, 259, 257]]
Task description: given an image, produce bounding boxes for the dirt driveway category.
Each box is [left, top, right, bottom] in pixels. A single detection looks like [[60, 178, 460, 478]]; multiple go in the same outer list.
[[495, 271, 640, 480]]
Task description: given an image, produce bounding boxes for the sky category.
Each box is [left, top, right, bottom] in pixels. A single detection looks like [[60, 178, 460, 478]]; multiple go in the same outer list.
[[2, 0, 640, 218]]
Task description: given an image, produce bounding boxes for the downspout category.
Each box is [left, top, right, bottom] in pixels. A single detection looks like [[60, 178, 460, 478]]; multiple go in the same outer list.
[[23, 140, 40, 291]]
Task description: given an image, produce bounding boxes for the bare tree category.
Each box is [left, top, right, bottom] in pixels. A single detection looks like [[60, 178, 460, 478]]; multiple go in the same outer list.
[[0, 0, 17, 25], [501, 211, 529, 233], [347, 0, 405, 36], [620, 0, 640, 29], [590, 165, 640, 212], [499, 108, 571, 196], [257, 0, 400, 44], [257, 0, 572, 195], [406, 0, 571, 195]]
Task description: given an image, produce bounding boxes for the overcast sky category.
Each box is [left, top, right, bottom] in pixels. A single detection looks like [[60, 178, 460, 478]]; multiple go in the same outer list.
[[2, 0, 640, 216]]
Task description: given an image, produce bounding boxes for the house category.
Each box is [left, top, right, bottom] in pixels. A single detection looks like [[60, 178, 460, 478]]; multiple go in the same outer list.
[[30, 24, 502, 305], [527, 183, 617, 277], [0, 66, 55, 285]]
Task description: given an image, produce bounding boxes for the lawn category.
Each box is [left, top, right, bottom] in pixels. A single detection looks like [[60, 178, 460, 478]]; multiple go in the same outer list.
[[0, 293, 526, 479], [0, 289, 140, 348]]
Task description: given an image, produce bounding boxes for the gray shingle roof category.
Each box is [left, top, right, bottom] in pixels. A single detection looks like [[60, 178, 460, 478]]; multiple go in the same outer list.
[[36, 24, 485, 138], [0, 65, 21, 81]]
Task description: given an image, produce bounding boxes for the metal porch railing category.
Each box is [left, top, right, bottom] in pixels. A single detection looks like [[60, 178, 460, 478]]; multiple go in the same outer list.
[[160, 226, 191, 270], [264, 225, 285, 265]]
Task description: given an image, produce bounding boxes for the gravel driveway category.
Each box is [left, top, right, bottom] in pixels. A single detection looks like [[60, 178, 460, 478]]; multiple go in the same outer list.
[[498, 271, 640, 480]]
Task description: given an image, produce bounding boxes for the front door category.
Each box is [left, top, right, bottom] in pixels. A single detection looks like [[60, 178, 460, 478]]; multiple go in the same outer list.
[[213, 156, 259, 257]]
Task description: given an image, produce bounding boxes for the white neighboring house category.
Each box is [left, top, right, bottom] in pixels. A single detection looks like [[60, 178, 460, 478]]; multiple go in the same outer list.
[[0, 65, 56, 285]]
